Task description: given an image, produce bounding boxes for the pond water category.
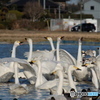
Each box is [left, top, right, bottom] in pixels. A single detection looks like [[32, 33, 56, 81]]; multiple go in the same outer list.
[[0, 40, 100, 100]]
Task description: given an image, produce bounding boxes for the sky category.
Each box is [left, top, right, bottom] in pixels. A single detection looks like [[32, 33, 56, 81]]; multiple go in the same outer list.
[[67, 0, 80, 5]]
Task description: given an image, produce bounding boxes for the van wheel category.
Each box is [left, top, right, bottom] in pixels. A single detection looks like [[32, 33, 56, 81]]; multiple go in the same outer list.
[[78, 29, 81, 32]]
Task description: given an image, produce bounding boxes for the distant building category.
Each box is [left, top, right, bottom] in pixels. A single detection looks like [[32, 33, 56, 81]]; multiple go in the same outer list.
[[75, 0, 100, 31], [7, 0, 67, 13]]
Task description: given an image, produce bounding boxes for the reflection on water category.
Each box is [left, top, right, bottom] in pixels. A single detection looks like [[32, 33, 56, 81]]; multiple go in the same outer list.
[[0, 40, 100, 100]]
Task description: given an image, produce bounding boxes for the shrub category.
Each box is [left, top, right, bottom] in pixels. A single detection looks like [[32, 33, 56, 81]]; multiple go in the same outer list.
[[32, 21, 47, 30], [11, 19, 47, 30], [0, 24, 6, 29], [8, 10, 24, 20]]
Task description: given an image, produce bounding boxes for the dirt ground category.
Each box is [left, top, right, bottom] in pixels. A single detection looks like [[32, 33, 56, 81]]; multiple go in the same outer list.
[[0, 30, 100, 43]]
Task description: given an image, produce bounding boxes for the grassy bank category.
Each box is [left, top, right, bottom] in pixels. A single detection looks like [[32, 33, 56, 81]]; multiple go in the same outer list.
[[0, 30, 100, 43]]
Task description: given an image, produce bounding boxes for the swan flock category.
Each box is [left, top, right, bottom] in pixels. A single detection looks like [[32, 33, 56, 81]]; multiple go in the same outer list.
[[0, 37, 99, 100]]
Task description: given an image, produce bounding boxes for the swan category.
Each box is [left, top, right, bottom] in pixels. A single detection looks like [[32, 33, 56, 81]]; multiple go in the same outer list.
[[44, 36, 76, 64], [72, 38, 99, 90], [45, 36, 76, 74], [28, 37, 63, 89], [30, 59, 59, 90], [45, 64, 82, 100], [24, 38, 55, 61], [82, 50, 97, 57], [15, 38, 37, 84], [9, 62, 29, 95], [31, 59, 47, 88], [38, 37, 79, 92], [37, 36, 77, 90], [44, 37, 55, 51], [0, 41, 23, 83], [0, 57, 36, 85]]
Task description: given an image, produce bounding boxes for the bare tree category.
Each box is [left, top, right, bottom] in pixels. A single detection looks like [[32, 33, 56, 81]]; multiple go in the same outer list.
[[24, 1, 44, 21]]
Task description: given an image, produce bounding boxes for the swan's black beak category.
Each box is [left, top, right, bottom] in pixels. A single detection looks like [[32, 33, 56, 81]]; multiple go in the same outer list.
[[25, 38, 27, 40], [91, 62, 95, 64], [74, 66, 81, 70], [29, 61, 34, 64], [61, 36, 64, 39], [82, 64, 87, 67], [50, 71, 57, 75], [44, 37, 47, 39], [70, 88, 75, 92], [19, 42, 23, 45], [76, 68, 81, 70], [81, 37, 83, 41]]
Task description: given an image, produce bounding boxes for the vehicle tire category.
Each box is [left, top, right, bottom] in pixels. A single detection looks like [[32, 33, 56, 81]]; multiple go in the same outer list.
[[78, 29, 81, 32], [91, 29, 95, 32]]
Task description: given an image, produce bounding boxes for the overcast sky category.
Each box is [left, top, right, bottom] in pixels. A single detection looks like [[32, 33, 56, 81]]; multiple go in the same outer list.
[[67, 0, 80, 4]]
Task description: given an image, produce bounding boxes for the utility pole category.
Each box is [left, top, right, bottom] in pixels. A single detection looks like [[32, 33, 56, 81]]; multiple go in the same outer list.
[[80, 0, 83, 32], [38, 0, 40, 5], [43, 0, 46, 9], [59, 4, 61, 19]]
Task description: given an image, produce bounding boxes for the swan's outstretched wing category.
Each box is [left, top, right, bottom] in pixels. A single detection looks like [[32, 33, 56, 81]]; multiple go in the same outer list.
[[0, 57, 36, 75], [0, 57, 28, 64], [24, 50, 55, 61], [59, 49, 76, 65]]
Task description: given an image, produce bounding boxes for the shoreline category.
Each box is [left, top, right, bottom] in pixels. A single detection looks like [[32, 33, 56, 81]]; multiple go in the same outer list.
[[0, 30, 100, 43]]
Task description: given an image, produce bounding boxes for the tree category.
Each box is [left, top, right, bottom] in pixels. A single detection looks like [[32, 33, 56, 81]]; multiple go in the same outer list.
[[24, 1, 44, 22]]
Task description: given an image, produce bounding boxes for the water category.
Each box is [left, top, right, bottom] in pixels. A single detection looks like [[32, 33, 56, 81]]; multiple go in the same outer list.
[[0, 40, 100, 100]]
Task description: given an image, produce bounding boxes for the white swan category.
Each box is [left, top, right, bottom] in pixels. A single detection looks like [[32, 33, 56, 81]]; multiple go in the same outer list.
[[45, 64, 81, 100], [9, 62, 29, 95], [24, 38, 55, 61], [72, 38, 99, 90], [0, 57, 36, 85], [29, 58, 59, 89], [82, 50, 97, 57], [0, 41, 23, 83], [31, 59, 47, 88], [45, 36, 76, 74], [44, 37, 55, 51], [37, 37, 77, 92], [44, 36, 76, 65]]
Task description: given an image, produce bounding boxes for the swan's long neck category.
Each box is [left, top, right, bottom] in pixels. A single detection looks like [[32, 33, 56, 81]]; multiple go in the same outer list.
[[10, 44, 17, 71], [77, 39, 82, 66], [93, 50, 96, 57], [11, 44, 17, 57], [56, 70, 63, 95], [56, 39, 60, 61], [49, 39, 55, 50], [68, 66, 77, 92], [35, 60, 43, 87], [14, 62, 20, 84], [27, 40, 33, 62]]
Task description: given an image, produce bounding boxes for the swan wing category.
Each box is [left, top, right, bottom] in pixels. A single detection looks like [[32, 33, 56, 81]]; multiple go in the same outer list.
[[37, 79, 57, 89], [24, 50, 55, 61], [59, 49, 76, 65], [0, 57, 36, 75]]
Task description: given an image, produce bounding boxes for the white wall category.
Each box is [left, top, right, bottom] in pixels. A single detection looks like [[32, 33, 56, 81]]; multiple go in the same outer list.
[[50, 18, 97, 32], [83, 0, 100, 19]]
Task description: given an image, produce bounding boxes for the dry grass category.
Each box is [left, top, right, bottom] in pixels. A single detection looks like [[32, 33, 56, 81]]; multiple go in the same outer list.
[[0, 30, 100, 43]]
